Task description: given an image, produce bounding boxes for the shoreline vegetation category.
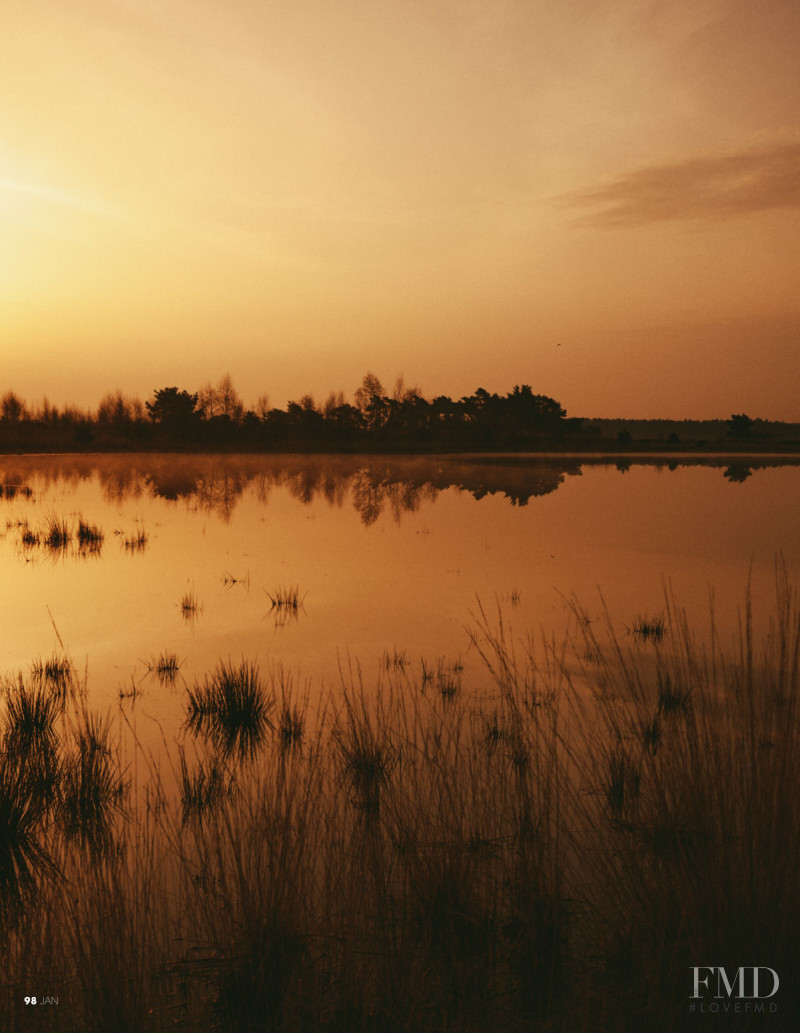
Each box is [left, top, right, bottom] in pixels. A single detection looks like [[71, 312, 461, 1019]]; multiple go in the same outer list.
[[1, 374, 799, 455], [1, 566, 798, 1030]]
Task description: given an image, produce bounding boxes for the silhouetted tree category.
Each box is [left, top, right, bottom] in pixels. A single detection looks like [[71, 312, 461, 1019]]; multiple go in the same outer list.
[[727, 413, 754, 439], [354, 373, 384, 413], [322, 391, 346, 418], [724, 463, 753, 483], [146, 387, 199, 427], [1, 391, 27, 422], [197, 374, 244, 423], [97, 390, 142, 427], [216, 373, 244, 422]]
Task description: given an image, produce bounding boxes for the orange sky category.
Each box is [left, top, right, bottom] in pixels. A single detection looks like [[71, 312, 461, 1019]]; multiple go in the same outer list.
[[2, 0, 799, 418]]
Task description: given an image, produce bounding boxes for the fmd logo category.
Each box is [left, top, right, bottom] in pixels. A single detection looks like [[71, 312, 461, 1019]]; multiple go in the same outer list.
[[690, 967, 779, 1015]]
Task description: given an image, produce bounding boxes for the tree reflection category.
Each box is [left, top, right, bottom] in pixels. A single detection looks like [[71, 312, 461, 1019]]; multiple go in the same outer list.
[[0, 455, 795, 527], [724, 464, 753, 483]]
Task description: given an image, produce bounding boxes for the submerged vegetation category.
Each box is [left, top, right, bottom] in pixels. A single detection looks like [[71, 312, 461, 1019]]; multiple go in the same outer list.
[[0, 568, 798, 1029]]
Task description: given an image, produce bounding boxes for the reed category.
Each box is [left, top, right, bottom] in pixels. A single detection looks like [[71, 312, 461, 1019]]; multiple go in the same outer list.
[[0, 751, 58, 905], [0, 566, 798, 1030], [59, 712, 127, 851], [380, 646, 408, 670], [178, 751, 231, 825]]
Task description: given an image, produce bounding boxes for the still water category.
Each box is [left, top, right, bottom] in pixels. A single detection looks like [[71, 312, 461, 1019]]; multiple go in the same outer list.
[[1, 453, 798, 746]]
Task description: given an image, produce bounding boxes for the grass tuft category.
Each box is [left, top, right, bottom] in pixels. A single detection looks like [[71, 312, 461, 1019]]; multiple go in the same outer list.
[[76, 518, 104, 553], [265, 585, 305, 610], [186, 659, 274, 758], [43, 515, 71, 550], [180, 587, 202, 623], [278, 704, 304, 752], [30, 652, 74, 698], [122, 526, 148, 551], [59, 713, 127, 851], [144, 652, 183, 684], [178, 752, 232, 825], [631, 613, 667, 641]]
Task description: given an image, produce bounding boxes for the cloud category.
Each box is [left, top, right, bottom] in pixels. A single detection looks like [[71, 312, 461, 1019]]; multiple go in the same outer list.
[[0, 178, 116, 218], [557, 141, 800, 226]]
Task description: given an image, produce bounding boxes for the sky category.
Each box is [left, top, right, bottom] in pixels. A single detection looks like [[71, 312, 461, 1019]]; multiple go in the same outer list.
[[2, 0, 798, 419]]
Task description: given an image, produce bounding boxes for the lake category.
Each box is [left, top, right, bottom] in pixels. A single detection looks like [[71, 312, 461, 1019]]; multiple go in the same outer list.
[[2, 450, 800, 1030], [1, 452, 798, 749]]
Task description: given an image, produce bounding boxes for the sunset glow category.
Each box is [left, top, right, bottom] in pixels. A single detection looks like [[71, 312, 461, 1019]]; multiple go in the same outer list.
[[3, 0, 798, 417]]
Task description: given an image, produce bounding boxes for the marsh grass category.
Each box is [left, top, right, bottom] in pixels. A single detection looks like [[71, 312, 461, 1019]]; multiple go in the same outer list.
[[59, 713, 127, 851], [421, 655, 464, 698], [0, 483, 33, 500], [264, 585, 307, 628], [30, 652, 75, 698], [43, 514, 71, 550], [278, 704, 304, 752], [76, 517, 104, 554], [548, 564, 800, 1027], [186, 659, 274, 758], [15, 515, 104, 558], [0, 750, 59, 905], [3, 685, 60, 754], [117, 677, 141, 702], [265, 585, 305, 609], [15, 516, 70, 554], [122, 526, 148, 552], [178, 751, 232, 825], [381, 646, 408, 670], [19, 523, 39, 548], [1, 566, 799, 1031], [0, 686, 125, 917], [144, 652, 183, 684], [180, 587, 202, 624], [630, 612, 667, 641], [223, 570, 251, 590]]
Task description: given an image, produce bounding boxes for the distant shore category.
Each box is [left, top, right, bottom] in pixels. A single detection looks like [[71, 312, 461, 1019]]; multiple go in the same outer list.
[[2, 443, 800, 458]]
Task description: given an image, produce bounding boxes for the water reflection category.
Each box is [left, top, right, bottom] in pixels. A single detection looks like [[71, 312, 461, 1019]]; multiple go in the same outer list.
[[1, 454, 796, 528], [723, 463, 753, 483]]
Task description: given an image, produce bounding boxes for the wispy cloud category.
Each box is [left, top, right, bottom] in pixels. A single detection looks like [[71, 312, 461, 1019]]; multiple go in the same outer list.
[[557, 142, 800, 227], [0, 178, 115, 218]]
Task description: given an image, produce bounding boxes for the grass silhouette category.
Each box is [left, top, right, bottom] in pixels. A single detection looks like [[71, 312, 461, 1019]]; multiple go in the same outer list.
[[0, 565, 798, 1029]]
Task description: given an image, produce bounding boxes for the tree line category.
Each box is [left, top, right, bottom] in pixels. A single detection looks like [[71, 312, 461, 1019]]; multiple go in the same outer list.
[[0, 373, 573, 452], [2, 374, 790, 454]]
